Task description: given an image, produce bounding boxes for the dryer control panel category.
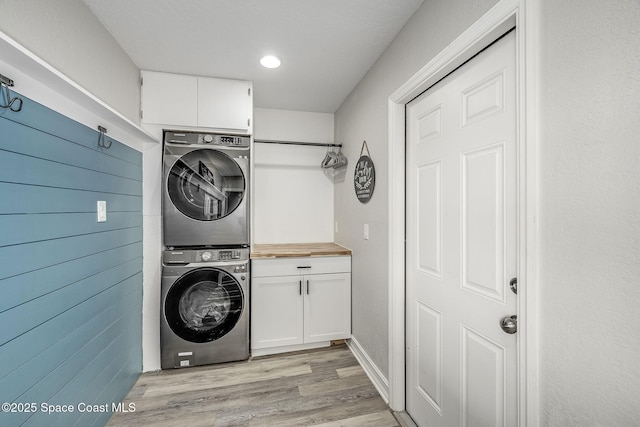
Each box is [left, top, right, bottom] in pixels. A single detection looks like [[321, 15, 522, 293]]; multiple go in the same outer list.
[[216, 249, 243, 261], [164, 130, 251, 147]]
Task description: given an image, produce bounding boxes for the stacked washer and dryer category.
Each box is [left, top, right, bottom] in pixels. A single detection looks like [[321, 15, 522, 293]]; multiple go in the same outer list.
[[160, 130, 251, 369]]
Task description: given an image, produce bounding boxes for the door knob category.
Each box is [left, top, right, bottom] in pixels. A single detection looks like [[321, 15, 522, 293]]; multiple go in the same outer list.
[[500, 315, 517, 334]]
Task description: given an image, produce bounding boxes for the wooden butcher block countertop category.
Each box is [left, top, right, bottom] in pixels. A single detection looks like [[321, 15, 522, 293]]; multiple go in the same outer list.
[[251, 243, 352, 258]]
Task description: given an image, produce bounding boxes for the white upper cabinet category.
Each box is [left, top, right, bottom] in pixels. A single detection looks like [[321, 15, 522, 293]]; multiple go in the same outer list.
[[141, 71, 198, 127], [197, 77, 251, 131], [141, 70, 253, 133]]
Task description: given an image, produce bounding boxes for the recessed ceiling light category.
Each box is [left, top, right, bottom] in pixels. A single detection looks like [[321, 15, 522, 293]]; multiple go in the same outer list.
[[260, 55, 281, 69]]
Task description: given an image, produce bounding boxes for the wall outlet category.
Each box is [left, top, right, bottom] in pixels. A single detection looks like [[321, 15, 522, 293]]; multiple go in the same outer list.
[[97, 201, 107, 222], [363, 223, 369, 240]]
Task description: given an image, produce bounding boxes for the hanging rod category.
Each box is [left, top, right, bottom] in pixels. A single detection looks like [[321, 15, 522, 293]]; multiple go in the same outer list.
[[255, 139, 341, 148]]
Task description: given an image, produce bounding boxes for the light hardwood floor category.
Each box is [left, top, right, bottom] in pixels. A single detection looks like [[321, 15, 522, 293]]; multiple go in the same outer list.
[[107, 344, 399, 427]]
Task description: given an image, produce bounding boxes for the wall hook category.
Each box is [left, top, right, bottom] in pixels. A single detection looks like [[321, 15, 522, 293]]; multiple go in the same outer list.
[[97, 125, 112, 149], [0, 73, 23, 112]]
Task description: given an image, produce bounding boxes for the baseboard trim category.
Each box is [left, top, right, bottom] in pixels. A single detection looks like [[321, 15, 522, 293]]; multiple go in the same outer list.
[[251, 341, 331, 357], [393, 411, 418, 427], [347, 336, 390, 403]]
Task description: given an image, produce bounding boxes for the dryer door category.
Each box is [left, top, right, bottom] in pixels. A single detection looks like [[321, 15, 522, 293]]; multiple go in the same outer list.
[[165, 267, 244, 343], [166, 148, 246, 222]]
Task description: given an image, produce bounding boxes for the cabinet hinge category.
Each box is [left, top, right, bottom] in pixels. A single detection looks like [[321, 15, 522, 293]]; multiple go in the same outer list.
[[248, 88, 251, 96], [140, 77, 143, 86], [248, 118, 250, 127], [140, 110, 143, 120]]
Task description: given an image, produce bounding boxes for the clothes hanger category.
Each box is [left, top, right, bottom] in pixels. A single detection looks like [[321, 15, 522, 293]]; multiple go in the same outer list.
[[333, 146, 348, 169], [321, 146, 339, 168]]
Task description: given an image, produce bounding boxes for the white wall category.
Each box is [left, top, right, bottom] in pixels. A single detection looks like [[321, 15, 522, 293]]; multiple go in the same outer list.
[[0, 0, 141, 124], [253, 108, 335, 244], [141, 134, 162, 372], [334, 0, 499, 380], [335, 0, 640, 423], [538, 0, 640, 425]]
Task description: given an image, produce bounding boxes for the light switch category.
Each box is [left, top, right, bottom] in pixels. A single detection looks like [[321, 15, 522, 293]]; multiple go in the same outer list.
[[97, 201, 107, 222], [363, 223, 369, 240]]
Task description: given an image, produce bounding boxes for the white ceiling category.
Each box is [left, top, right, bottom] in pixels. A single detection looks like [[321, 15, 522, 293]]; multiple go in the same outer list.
[[82, 0, 424, 113]]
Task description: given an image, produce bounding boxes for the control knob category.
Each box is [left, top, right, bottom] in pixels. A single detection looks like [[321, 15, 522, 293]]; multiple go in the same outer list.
[[201, 251, 213, 261], [203, 134, 213, 143]]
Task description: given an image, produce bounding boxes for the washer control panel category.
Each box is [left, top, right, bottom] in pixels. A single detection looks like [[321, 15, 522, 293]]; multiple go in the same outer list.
[[197, 249, 242, 261], [163, 248, 249, 264]]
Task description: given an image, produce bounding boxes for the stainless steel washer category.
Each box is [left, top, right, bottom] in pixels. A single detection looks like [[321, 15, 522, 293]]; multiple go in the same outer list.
[[162, 130, 250, 247], [161, 248, 249, 369]]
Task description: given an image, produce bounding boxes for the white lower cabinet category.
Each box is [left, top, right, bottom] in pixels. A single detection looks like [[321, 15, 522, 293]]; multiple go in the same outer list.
[[251, 275, 304, 348], [251, 256, 351, 355]]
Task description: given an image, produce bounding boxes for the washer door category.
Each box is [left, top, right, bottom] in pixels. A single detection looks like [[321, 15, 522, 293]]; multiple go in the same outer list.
[[165, 267, 244, 343], [167, 149, 245, 221]]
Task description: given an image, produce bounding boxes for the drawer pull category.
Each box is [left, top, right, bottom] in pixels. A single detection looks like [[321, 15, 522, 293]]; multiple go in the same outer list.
[[297, 266, 312, 269]]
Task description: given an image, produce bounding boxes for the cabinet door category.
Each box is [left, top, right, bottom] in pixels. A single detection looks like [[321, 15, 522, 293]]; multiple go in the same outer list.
[[303, 273, 351, 343], [141, 71, 197, 126], [251, 276, 304, 349], [197, 77, 252, 131]]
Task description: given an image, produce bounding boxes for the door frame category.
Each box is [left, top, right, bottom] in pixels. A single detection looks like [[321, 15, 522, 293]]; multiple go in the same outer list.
[[386, 0, 540, 425]]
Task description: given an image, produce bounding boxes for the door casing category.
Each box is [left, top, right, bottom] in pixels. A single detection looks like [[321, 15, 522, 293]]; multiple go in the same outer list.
[[386, 0, 540, 425]]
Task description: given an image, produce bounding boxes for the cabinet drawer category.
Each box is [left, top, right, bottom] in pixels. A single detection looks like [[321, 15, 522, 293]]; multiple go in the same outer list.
[[252, 256, 351, 277]]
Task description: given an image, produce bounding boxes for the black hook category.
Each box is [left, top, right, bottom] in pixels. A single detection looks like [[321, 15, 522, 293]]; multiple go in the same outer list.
[[0, 74, 23, 112], [97, 125, 112, 149]]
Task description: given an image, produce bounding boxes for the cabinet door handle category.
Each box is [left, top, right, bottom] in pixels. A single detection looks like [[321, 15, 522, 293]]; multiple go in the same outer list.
[[297, 266, 312, 269], [306, 280, 310, 295], [299, 280, 302, 295]]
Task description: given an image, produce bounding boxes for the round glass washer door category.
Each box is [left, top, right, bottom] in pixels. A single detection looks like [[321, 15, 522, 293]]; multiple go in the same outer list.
[[165, 268, 244, 343], [167, 149, 245, 221]]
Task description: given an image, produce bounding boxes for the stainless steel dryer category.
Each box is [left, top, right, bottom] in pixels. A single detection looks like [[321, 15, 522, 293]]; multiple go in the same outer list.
[[161, 248, 250, 369], [163, 130, 250, 247]]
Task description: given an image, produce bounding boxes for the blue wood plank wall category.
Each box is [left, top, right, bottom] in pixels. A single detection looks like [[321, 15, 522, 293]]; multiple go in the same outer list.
[[0, 87, 143, 427]]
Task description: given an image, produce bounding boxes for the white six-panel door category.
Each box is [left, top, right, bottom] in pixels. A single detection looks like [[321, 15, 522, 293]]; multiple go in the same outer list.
[[406, 31, 517, 427]]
